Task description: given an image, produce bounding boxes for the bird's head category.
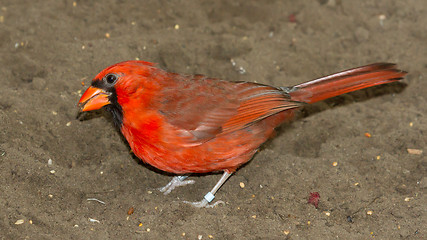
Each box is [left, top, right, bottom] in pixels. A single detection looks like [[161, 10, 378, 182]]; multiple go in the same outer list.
[[78, 60, 159, 125]]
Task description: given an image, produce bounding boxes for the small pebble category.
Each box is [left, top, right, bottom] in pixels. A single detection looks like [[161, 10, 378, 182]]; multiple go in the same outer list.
[[355, 27, 370, 42], [32, 77, 47, 90]]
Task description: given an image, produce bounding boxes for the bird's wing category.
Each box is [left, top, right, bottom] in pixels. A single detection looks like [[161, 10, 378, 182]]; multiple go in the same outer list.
[[156, 74, 303, 146]]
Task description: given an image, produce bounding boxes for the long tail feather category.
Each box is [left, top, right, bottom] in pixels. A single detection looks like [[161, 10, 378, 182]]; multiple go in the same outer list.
[[288, 63, 407, 104]]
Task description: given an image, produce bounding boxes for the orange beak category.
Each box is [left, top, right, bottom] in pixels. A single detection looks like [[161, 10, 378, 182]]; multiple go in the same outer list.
[[78, 86, 111, 112]]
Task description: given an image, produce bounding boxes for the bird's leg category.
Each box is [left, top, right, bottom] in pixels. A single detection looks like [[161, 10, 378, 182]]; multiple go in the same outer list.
[[159, 175, 195, 195], [184, 171, 232, 208]]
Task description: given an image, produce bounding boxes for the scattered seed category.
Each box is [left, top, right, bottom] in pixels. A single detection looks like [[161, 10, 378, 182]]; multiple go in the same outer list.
[[66, 122, 71, 127], [127, 207, 134, 215], [239, 182, 245, 188], [89, 218, 100, 223], [364, 132, 371, 138], [139, 223, 143, 227], [15, 219, 24, 225], [251, 215, 256, 219], [307, 220, 311, 225], [283, 230, 290, 235], [146, 228, 150, 232], [50, 170, 56, 174], [376, 155, 381, 160], [174, 24, 180, 30], [404, 197, 412, 202], [407, 149, 423, 155], [72, 2, 77, 7], [409, 122, 413, 127], [29, 220, 33, 224], [208, 235, 213, 239], [325, 212, 331, 216], [105, 33, 110, 38], [366, 210, 373, 215], [48, 158, 53, 165], [332, 162, 338, 167]]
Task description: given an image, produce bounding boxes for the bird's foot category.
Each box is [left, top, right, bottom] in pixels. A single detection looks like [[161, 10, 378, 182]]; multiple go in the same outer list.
[[159, 176, 195, 195], [183, 191, 225, 208], [183, 199, 225, 208]]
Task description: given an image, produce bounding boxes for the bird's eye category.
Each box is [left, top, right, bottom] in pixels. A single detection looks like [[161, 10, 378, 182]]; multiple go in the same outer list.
[[105, 74, 118, 85]]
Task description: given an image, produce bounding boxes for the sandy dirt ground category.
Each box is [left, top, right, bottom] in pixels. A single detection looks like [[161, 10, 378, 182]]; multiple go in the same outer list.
[[0, 0, 426, 239]]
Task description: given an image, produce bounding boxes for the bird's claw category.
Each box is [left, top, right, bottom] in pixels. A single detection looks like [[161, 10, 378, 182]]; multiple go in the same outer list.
[[158, 176, 195, 195], [183, 199, 225, 208]]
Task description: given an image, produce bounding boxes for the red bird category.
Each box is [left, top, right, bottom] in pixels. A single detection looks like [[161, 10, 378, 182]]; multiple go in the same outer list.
[[78, 61, 406, 207]]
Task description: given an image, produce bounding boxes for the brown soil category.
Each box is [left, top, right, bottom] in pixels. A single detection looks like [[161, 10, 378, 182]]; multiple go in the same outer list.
[[1, 0, 426, 239]]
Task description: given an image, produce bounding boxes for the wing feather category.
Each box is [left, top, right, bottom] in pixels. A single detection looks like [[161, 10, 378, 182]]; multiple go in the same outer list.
[[156, 74, 302, 146]]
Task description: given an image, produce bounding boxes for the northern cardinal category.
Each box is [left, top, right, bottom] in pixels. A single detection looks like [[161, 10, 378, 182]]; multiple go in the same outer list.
[[78, 61, 406, 207]]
